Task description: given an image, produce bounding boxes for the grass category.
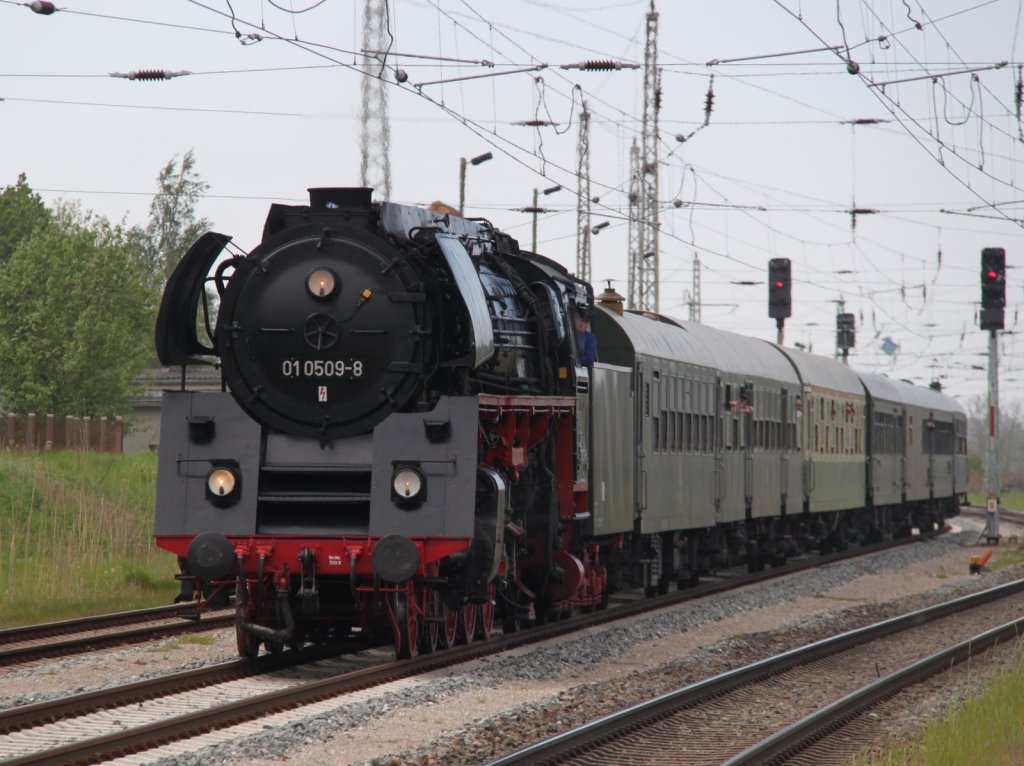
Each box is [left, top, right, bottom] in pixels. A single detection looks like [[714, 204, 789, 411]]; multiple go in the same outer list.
[[967, 490, 1024, 511], [0, 449, 178, 627], [855, 643, 1024, 765], [986, 547, 1024, 572]]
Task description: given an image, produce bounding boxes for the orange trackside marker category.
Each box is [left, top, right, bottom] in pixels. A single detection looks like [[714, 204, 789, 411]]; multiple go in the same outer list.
[[969, 549, 994, 574]]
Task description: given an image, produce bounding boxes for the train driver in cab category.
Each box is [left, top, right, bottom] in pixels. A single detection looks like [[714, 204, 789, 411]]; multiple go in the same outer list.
[[574, 305, 598, 366]]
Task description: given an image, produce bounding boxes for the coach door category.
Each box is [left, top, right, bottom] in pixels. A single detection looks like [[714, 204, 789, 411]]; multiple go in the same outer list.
[[714, 377, 724, 521], [741, 382, 754, 508], [635, 361, 647, 518], [780, 387, 789, 507], [925, 410, 936, 499], [899, 408, 908, 501]]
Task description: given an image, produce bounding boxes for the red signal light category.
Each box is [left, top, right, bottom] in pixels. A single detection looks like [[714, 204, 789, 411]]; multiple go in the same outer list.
[[774, 280, 785, 288], [987, 270, 999, 279]]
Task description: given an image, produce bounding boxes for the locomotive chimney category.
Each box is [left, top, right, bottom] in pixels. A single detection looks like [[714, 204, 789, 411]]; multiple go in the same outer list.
[[308, 187, 373, 209]]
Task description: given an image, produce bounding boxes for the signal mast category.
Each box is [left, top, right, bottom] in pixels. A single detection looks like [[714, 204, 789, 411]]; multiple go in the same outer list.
[[768, 258, 791, 344], [980, 247, 1005, 543]]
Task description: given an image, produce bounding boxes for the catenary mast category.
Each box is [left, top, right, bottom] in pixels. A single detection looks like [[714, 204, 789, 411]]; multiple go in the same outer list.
[[627, 141, 643, 308], [576, 100, 592, 283], [636, 0, 661, 312], [359, 0, 392, 200]]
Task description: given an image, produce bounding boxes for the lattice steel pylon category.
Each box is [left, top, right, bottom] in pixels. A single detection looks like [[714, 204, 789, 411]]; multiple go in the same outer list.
[[636, 0, 661, 312], [576, 100, 592, 282], [359, 0, 392, 200], [690, 255, 701, 323], [627, 140, 643, 309]]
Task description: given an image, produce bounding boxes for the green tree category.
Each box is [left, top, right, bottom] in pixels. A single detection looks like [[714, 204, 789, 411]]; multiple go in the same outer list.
[[967, 394, 1024, 491], [0, 173, 50, 264], [143, 149, 210, 279], [0, 203, 158, 416]]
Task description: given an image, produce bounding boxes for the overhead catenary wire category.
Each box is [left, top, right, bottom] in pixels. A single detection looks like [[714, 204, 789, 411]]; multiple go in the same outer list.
[[3, 0, 1019, 388], [771, 0, 1024, 231]]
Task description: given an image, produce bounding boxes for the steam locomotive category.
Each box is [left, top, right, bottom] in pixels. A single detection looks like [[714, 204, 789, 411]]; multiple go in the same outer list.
[[154, 187, 967, 659]]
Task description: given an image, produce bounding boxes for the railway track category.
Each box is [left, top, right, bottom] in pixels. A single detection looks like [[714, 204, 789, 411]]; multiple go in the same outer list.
[[0, 532, 942, 765], [957, 504, 1024, 527], [483, 577, 1024, 766], [0, 526, 936, 673], [0, 604, 233, 667], [722, 613, 1024, 765]]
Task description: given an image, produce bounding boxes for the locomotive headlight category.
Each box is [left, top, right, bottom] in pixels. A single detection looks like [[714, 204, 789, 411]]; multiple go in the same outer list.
[[392, 466, 425, 502], [207, 467, 238, 498], [307, 267, 338, 300]]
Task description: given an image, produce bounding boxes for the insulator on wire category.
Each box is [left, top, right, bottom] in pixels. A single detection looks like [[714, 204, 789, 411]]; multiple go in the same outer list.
[[28, 1, 56, 14], [110, 70, 192, 81], [703, 77, 715, 123], [560, 60, 639, 71], [513, 119, 556, 127]]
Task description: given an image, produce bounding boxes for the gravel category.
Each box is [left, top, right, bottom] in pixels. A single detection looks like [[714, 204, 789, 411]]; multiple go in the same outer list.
[[3, 522, 1018, 766]]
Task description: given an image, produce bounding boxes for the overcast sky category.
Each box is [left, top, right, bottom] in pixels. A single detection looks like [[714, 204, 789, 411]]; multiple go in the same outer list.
[[3, 0, 1023, 409]]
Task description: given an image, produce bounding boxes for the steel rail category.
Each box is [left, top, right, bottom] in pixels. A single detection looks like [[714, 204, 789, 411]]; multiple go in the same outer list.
[[0, 603, 208, 644], [0, 613, 235, 667], [2, 532, 942, 766], [957, 505, 1024, 525], [481, 576, 1024, 766], [0, 641, 357, 734], [722, 614, 1024, 765]]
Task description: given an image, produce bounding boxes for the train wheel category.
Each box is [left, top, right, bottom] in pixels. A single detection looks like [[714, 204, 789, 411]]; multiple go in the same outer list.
[[457, 602, 478, 645], [476, 584, 495, 641], [392, 585, 420, 660], [418, 586, 440, 655], [500, 584, 526, 633], [235, 581, 260, 660], [441, 602, 459, 648]]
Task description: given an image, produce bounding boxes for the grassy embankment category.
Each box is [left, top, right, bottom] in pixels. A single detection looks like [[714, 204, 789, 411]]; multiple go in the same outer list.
[[856, 494, 1024, 764], [0, 449, 178, 627], [855, 643, 1024, 765], [967, 489, 1024, 511]]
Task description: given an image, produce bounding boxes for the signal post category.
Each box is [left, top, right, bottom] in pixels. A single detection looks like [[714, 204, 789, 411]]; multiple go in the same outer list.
[[769, 258, 791, 344], [980, 247, 1005, 544]]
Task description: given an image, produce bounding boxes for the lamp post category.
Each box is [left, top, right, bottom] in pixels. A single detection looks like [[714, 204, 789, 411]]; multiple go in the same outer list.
[[458, 151, 493, 215], [523, 185, 562, 252]]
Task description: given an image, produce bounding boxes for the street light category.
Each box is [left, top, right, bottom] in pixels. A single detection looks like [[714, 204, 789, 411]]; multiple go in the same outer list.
[[458, 152, 493, 216], [522, 185, 563, 252]]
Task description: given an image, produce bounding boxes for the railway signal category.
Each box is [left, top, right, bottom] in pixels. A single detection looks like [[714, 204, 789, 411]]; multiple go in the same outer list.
[[768, 258, 791, 345], [980, 247, 1005, 331], [836, 312, 855, 363], [980, 246, 1006, 544], [768, 259, 791, 320]]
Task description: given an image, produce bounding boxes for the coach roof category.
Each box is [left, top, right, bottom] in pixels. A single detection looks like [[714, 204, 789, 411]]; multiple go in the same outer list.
[[594, 307, 800, 384]]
